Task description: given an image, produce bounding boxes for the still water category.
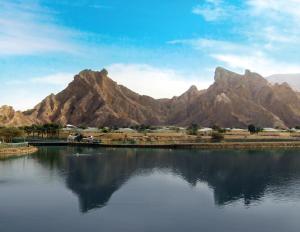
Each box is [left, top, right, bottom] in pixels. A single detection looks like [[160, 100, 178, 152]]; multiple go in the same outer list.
[[1, 146, 300, 232]]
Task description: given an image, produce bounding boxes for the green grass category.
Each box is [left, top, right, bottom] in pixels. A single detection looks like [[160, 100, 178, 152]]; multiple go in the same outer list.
[[0, 144, 8, 148], [0, 143, 29, 149]]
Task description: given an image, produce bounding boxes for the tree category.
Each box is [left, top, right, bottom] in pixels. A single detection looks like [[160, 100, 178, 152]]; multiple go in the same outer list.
[[78, 125, 87, 130], [24, 126, 33, 137], [248, 124, 256, 134], [42, 123, 61, 138], [102, 127, 110, 133], [211, 132, 224, 142], [211, 124, 219, 131], [0, 127, 24, 143], [187, 123, 199, 135], [112, 125, 119, 131]]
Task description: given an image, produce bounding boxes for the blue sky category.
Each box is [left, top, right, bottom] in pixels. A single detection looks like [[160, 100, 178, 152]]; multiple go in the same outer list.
[[1, 0, 300, 110]]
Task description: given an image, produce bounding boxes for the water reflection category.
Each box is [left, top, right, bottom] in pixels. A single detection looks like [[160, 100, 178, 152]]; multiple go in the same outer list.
[[33, 147, 300, 212]]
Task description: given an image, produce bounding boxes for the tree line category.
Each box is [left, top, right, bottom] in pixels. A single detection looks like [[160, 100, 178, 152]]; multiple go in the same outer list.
[[0, 123, 62, 143], [23, 123, 62, 138], [0, 127, 24, 143]]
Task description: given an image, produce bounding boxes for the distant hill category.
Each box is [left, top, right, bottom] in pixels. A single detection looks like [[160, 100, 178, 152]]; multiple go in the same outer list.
[[267, 74, 300, 92], [2, 67, 300, 128]]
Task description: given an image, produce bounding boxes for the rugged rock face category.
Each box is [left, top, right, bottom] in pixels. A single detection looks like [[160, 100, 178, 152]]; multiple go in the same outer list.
[[26, 69, 169, 127], [0, 105, 34, 126], [180, 68, 296, 128], [2, 67, 300, 128]]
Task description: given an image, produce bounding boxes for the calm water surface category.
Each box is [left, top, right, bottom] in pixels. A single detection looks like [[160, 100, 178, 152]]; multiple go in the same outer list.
[[1, 147, 300, 232]]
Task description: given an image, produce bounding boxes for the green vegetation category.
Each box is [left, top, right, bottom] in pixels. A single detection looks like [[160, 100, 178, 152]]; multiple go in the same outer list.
[[211, 132, 224, 142], [130, 124, 152, 132], [0, 127, 24, 143], [187, 123, 199, 135], [211, 124, 221, 131], [248, 124, 256, 134], [78, 125, 88, 130], [248, 124, 263, 134], [101, 127, 111, 133], [23, 123, 62, 139]]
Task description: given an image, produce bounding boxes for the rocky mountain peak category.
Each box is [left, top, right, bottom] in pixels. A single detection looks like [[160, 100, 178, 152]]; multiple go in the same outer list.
[[2, 67, 300, 128], [214, 67, 268, 87], [77, 68, 109, 80], [71, 68, 115, 92], [214, 67, 241, 82], [187, 85, 198, 93]]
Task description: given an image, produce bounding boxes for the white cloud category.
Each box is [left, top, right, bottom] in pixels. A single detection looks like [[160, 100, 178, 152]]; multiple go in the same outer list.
[[2, 72, 74, 110], [247, 0, 300, 20], [212, 53, 300, 76], [192, 0, 235, 21], [170, 37, 300, 76], [107, 63, 212, 99], [0, 1, 79, 55], [0, 89, 43, 112], [31, 73, 74, 86], [184, 0, 300, 75], [169, 38, 248, 52]]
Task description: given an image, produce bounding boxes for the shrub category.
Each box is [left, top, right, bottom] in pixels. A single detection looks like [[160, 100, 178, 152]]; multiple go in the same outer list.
[[211, 124, 221, 131], [102, 128, 110, 133], [248, 124, 256, 134], [0, 127, 24, 143], [187, 123, 199, 135], [78, 125, 87, 130], [211, 132, 224, 142]]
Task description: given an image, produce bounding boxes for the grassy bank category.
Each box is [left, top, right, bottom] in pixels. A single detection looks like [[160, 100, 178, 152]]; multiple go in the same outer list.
[[0, 145, 38, 159]]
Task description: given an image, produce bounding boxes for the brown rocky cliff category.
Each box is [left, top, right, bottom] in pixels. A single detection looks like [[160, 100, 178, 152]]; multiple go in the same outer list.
[[2, 67, 300, 128], [0, 105, 34, 126]]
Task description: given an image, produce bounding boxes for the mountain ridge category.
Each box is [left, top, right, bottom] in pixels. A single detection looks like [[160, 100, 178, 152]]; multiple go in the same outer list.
[[1, 67, 300, 128], [267, 74, 300, 92]]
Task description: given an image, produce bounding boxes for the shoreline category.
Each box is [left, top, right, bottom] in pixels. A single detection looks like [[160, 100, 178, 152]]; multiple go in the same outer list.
[[28, 141, 300, 150], [0, 146, 38, 159]]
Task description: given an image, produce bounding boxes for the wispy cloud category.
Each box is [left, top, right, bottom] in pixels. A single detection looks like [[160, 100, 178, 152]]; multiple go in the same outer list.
[[108, 63, 212, 99], [211, 53, 300, 76], [247, 0, 300, 20], [2, 72, 74, 110], [5, 72, 74, 88], [0, 1, 80, 55], [31, 73, 74, 86], [168, 38, 248, 53], [178, 0, 300, 75], [192, 0, 235, 21]]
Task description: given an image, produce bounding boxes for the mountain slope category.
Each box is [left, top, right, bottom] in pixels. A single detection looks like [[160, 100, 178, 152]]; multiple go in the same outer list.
[[1, 67, 300, 128], [267, 74, 300, 92], [27, 69, 169, 127], [0, 105, 34, 126], [180, 68, 297, 128]]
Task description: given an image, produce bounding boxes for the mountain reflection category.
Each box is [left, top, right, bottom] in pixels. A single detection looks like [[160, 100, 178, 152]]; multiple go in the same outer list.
[[34, 147, 300, 212]]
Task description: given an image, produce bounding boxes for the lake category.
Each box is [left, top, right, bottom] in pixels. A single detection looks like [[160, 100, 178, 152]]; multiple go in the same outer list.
[[1, 146, 300, 232]]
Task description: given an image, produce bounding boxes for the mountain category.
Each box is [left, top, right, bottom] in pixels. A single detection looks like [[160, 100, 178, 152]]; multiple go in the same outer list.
[[27, 69, 169, 127], [2, 67, 300, 128], [0, 105, 34, 126], [189, 68, 300, 128], [267, 74, 300, 92]]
